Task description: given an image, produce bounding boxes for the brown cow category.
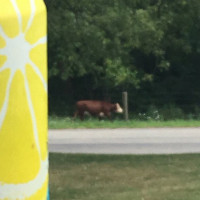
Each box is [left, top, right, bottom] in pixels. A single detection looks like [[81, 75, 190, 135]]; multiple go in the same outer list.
[[74, 100, 123, 120]]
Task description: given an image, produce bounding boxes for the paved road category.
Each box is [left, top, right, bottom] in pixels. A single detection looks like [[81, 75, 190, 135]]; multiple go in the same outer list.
[[49, 128, 200, 154]]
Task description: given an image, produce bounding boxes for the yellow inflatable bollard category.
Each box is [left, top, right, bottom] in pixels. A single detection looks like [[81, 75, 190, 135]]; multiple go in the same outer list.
[[0, 0, 48, 199]]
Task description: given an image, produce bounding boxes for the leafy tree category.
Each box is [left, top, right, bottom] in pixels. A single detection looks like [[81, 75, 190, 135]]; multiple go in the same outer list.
[[45, 0, 200, 116]]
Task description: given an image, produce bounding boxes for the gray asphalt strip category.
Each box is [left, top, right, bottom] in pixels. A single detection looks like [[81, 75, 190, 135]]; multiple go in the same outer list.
[[49, 128, 200, 154]]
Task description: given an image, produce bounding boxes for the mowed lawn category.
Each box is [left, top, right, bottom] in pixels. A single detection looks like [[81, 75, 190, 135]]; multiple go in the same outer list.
[[50, 153, 200, 200]]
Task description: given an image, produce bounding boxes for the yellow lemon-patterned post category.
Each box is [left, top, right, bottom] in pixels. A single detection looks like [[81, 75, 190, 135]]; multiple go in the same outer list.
[[0, 0, 48, 199]]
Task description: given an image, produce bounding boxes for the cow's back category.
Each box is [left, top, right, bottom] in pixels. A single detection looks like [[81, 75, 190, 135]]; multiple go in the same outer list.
[[76, 100, 112, 114]]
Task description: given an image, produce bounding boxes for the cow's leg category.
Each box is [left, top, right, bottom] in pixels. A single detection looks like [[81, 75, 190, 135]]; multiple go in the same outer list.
[[105, 112, 112, 121], [98, 112, 104, 121], [74, 110, 84, 120], [98, 115, 104, 121], [79, 111, 84, 121]]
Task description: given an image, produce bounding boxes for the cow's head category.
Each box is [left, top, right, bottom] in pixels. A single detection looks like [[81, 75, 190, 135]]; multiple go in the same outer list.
[[115, 103, 123, 113]]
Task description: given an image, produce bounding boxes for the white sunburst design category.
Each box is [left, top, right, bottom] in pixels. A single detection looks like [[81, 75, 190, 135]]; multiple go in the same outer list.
[[0, 0, 48, 199]]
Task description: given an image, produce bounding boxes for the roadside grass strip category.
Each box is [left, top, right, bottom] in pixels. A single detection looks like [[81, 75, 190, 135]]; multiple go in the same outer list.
[[49, 117, 200, 129]]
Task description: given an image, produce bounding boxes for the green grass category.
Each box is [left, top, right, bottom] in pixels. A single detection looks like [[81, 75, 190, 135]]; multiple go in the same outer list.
[[50, 153, 200, 200], [48, 116, 200, 129]]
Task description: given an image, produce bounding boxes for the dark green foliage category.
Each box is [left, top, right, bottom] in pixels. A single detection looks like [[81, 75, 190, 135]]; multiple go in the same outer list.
[[45, 0, 200, 117]]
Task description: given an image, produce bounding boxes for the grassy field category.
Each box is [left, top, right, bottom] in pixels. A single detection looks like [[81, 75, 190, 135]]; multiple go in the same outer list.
[[49, 116, 200, 129], [50, 153, 200, 200]]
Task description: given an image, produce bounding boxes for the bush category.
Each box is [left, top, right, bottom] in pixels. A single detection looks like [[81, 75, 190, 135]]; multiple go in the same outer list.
[[137, 105, 186, 121], [158, 105, 185, 120], [137, 105, 162, 121]]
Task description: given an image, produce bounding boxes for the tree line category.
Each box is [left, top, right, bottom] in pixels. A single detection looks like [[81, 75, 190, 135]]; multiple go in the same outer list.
[[45, 0, 200, 119]]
